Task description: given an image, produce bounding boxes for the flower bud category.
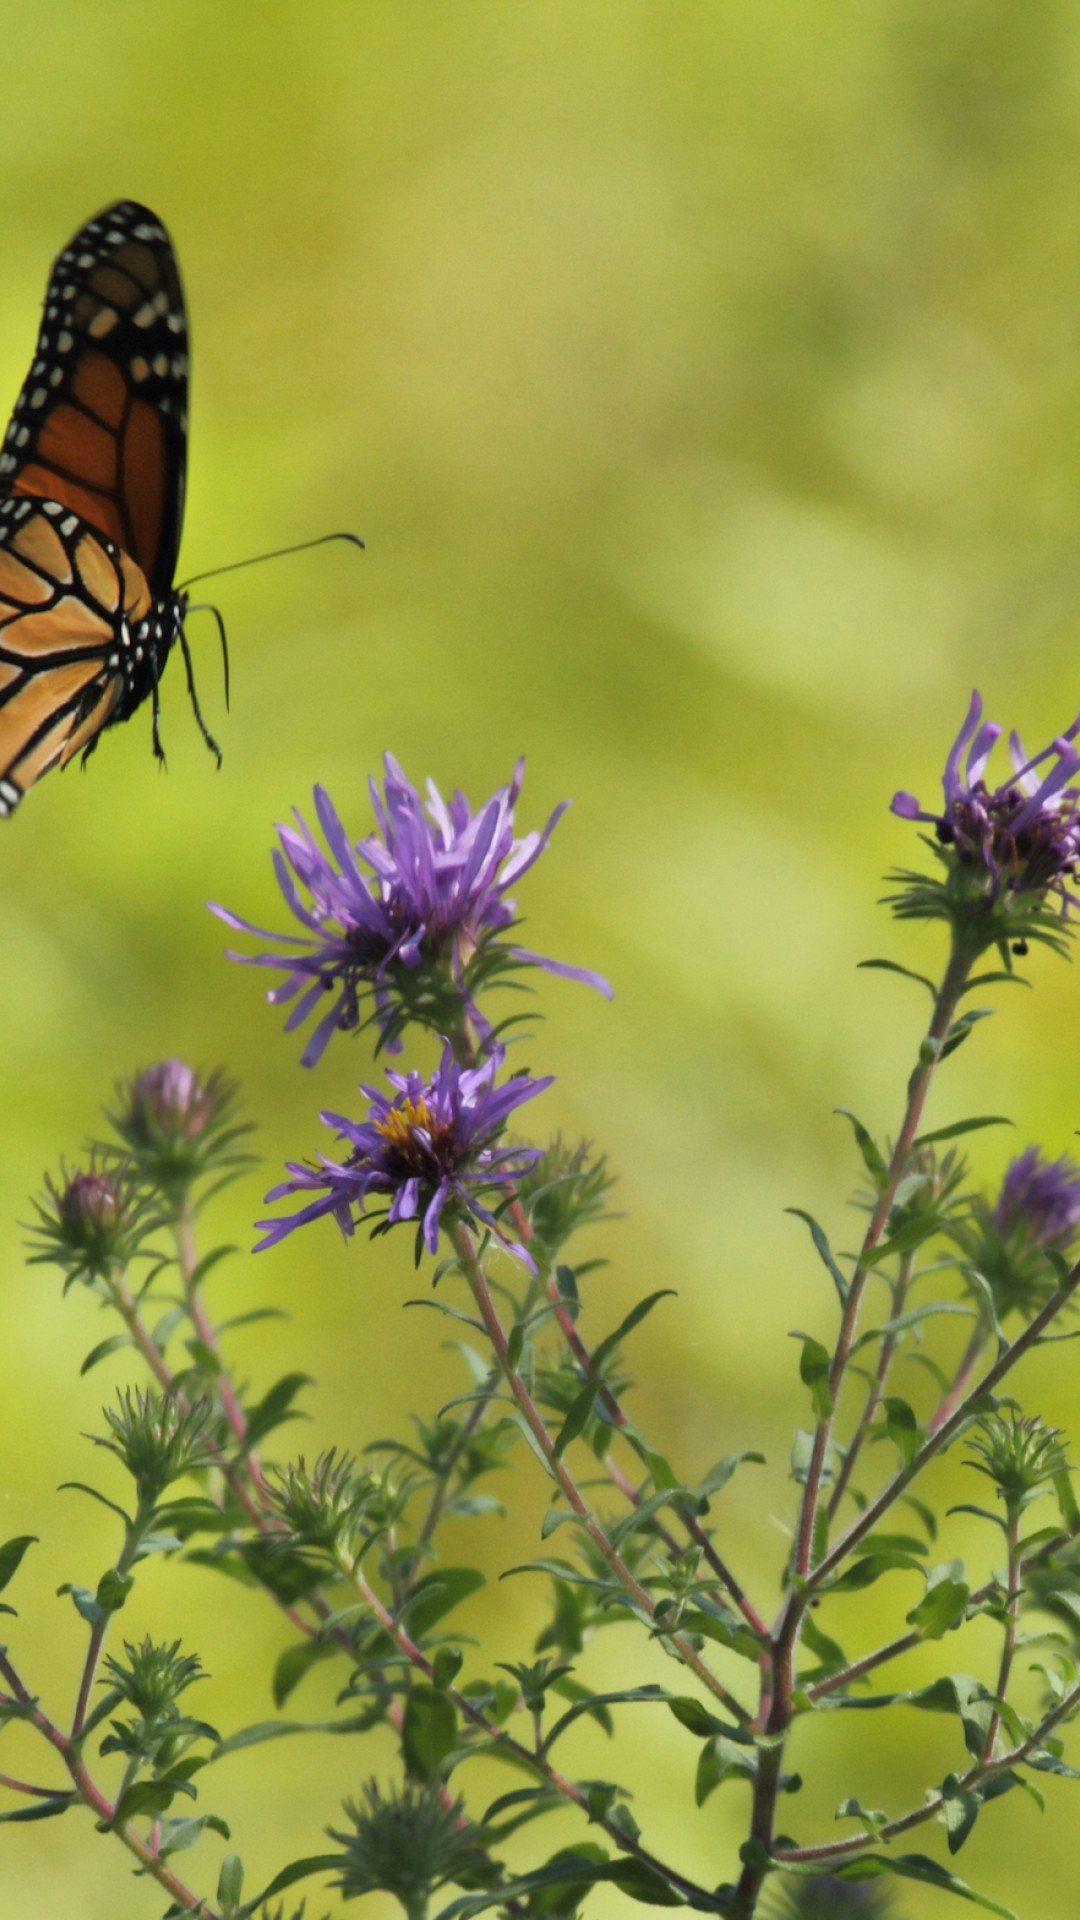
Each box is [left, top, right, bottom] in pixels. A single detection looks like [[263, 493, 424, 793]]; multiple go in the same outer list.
[[108, 1060, 249, 1207], [29, 1160, 148, 1289]]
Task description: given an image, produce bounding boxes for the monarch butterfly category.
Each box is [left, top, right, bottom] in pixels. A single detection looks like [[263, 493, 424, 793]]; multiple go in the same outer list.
[[0, 199, 214, 818]]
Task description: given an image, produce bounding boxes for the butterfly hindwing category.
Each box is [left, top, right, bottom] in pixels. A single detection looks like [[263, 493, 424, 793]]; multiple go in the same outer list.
[[0, 200, 188, 598], [0, 497, 153, 817]]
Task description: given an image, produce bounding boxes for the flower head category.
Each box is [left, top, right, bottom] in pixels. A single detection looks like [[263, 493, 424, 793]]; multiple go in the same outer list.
[[994, 1146, 1080, 1247], [255, 1043, 551, 1264], [211, 755, 611, 1066], [950, 1147, 1080, 1323], [890, 692, 1080, 947]]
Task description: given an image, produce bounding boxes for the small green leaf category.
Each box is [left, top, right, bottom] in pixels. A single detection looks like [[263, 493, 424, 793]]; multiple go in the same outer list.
[[56, 1581, 100, 1626], [112, 1779, 175, 1825], [0, 1537, 36, 1595], [272, 1637, 335, 1709], [882, 1395, 921, 1467], [668, 1696, 723, 1739], [785, 1210, 849, 1304], [402, 1683, 457, 1780], [912, 1116, 1012, 1149], [907, 1578, 969, 1640], [79, 1334, 133, 1376], [552, 1379, 603, 1460], [506, 1324, 525, 1372], [0, 1795, 75, 1824], [835, 1108, 889, 1190], [942, 1773, 980, 1854], [795, 1335, 833, 1420], [218, 1854, 244, 1910], [827, 1550, 926, 1593], [95, 1567, 135, 1611], [589, 1291, 676, 1374], [857, 957, 937, 998], [694, 1451, 766, 1507], [401, 1567, 485, 1639], [432, 1647, 464, 1690], [239, 1373, 310, 1452]]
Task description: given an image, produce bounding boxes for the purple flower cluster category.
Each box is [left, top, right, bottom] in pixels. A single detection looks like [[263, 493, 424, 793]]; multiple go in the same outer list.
[[892, 691, 1080, 909], [255, 1043, 550, 1264], [212, 756, 611, 1066], [994, 1147, 1080, 1249]]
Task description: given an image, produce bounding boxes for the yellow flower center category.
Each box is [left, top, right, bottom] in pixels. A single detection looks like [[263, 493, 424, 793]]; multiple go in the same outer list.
[[374, 1096, 434, 1156]]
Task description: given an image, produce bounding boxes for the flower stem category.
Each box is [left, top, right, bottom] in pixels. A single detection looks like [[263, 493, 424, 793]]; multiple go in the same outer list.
[[448, 1221, 751, 1722]]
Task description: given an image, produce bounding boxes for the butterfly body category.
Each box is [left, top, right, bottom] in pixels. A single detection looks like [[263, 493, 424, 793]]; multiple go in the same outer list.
[[0, 199, 200, 815]]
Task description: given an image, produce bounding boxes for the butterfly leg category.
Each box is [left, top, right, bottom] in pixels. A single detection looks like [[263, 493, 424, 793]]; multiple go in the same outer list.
[[150, 675, 167, 767], [177, 623, 223, 766]]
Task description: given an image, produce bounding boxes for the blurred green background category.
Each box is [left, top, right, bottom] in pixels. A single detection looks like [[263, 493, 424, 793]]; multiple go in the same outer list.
[[3, 3, 1080, 1915]]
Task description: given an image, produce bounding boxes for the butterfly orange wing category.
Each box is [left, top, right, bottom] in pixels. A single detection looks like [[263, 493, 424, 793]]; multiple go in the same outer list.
[[0, 499, 152, 816], [0, 200, 188, 599]]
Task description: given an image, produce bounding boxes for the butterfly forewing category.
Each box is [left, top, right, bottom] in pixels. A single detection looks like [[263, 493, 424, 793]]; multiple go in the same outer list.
[[0, 200, 188, 598]]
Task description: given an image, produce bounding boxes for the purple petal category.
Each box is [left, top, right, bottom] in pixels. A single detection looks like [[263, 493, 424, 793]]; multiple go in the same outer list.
[[511, 948, 614, 999]]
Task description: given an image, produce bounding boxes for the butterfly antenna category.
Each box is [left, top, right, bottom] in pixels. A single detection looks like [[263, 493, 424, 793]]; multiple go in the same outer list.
[[176, 624, 223, 766], [187, 601, 230, 711], [178, 530, 364, 593]]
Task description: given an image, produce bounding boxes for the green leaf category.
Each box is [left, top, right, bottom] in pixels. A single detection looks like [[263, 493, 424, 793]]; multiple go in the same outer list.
[[589, 1291, 676, 1375], [827, 1550, 926, 1594], [901, 1495, 938, 1542], [238, 1373, 310, 1451], [912, 1116, 1012, 1149], [112, 1779, 175, 1825], [506, 1324, 525, 1372], [694, 1451, 766, 1508], [882, 1395, 921, 1467], [940, 1007, 994, 1061], [872, 1216, 942, 1261], [668, 1695, 723, 1739], [907, 1578, 970, 1640], [0, 1795, 75, 1823], [795, 1335, 833, 1420], [0, 1537, 36, 1595], [550, 1674, 613, 1735], [236, 1854, 341, 1916], [829, 1849, 1015, 1916], [785, 1210, 849, 1304], [272, 1637, 336, 1709], [79, 1334, 133, 1376], [402, 1683, 457, 1780], [96, 1569, 134, 1611], [541, 1685, 667, 1754], [799, 1615, 847, 1675], [607, 1486, 688, 1550], [835, 1108, 889, 1190], [942, 1772, 980, 1854], [56, 1582, 101, 1626], [211, 1713, 380, 1759], [694, 1734, 756, 1805], [401, 1566, 486, 1639], [552, 1379, 603, 1459], [857, 957, 937, 998], [433, 1647, 464, 1690]]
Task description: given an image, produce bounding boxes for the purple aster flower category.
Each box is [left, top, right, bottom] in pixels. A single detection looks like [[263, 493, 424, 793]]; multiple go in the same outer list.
[[210, 755, 612, 1067], [892, 690, 1080, 910], [254, 1042, 551, 1265], [994, 1147, 1080, 1248]]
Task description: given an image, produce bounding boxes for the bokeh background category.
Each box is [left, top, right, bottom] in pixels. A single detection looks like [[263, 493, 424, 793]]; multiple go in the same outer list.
[[3, 4, 1080, 1915]]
